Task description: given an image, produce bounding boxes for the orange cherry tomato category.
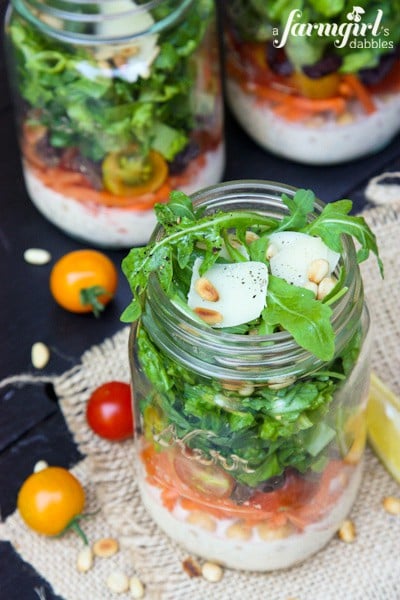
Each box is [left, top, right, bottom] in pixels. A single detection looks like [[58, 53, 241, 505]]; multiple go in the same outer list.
[[102, 147, 168, 197], [50, 249, 118, 316], [17, 467, 86, 537], [292, 71, 341, 99]]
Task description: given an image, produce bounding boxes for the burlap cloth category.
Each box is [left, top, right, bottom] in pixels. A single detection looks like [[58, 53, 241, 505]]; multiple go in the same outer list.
[[1, 199, 400, 600]]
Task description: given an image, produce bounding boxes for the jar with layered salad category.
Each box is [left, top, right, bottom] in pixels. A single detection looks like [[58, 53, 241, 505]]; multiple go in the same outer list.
[[4, 0, 224, 247], [124, 180, 381, 571], [222, 3, 400, 165]]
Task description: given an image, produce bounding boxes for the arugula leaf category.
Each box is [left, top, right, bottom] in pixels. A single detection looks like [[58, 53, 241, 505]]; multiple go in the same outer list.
[[264, 275, 335, 361], [277, 189, 316, 232], [303, 200, 384, 276]]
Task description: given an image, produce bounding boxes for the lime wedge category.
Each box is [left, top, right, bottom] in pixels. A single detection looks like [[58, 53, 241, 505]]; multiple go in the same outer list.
[[367, 372, 400, 483]]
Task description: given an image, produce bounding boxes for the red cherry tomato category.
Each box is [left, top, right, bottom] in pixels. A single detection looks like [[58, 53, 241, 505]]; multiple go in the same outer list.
[[86, 381, 134, 441]]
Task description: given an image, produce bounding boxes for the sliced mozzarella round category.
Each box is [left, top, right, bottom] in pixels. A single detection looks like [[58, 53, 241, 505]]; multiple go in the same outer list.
[[268, 231, 340, 287], [187, 258, 268, 328]]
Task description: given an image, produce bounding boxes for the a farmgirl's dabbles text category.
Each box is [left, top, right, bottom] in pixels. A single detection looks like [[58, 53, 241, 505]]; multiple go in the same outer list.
[[5, 0, 224, 247], [123, 183, 382, 571]]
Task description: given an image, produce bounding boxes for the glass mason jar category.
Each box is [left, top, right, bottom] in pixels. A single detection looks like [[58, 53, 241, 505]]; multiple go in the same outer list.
[[222, 3, 400, 165], [4, 0, 224, 247], [129, 180, 371, 571]]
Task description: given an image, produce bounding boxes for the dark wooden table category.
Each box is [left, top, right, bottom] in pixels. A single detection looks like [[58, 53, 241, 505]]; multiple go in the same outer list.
[[1, 2, 399, 595]]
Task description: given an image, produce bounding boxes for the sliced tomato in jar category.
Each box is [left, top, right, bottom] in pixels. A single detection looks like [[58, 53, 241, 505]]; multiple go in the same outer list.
[[173, 453, 235, 499], [102, 146, 168, 197], [249, 470, 319, 513]]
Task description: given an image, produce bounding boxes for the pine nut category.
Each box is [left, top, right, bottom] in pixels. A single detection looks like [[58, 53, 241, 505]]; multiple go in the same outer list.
[[266, 243, 278, 260], [317, 276, 337, 300], [195, 277, 220, 302], [129, 576, 145, 598], [245, 231, 259, 244], [303, 281, 318, 297], [338, 519, 356, 542], [77, 546, 94, 573], [238, 382, 255, 397], [186, 510, 216, 532], [31, 342, 50, 369], [24, 248, 51, 265], [382, 496, 400, 515], [106, 571, 130, 594], [93, 537, 119, 558], [268, 376, 296, 390], [226, 521, 251, 540], [33, 460, 48, 473], [201, 561, 223, 583], [182, 557, 202, 578], [307, 258, 330, 284], [194, 307, 223, 325], [257, 522, 293, 541]]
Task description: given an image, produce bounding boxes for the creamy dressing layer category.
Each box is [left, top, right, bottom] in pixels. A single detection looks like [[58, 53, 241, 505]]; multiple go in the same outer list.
[[227, 80, 400, 165], [23, 144, 225, 248], [139, 461, 363, 571]]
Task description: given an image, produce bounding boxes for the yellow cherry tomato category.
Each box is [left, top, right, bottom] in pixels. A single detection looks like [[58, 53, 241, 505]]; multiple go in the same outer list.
[[50, 249, 118, 316], [293, 71, 341, 99], [17, 467, 86, 537], [102, 147, 168, 197]]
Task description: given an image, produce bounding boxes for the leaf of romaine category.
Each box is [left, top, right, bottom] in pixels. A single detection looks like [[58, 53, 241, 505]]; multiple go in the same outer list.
[[303, 200, 384, 276], [264, 275, 334, 361]]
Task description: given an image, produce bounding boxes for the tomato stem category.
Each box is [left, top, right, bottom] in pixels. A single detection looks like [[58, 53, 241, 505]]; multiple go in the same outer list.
[[80, 285, 111, 317], [70, 518, 89, 546]]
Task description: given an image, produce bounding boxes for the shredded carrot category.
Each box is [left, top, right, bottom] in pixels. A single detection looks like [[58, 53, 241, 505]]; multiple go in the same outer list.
[[23, 139, 212, 211], [342, 74, 376, 114], [141, 444, 350, 529]]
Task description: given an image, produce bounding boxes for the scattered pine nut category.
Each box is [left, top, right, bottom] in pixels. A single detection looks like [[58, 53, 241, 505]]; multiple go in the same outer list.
[[106, 571, 130, 594], [129, 576, 145, 599], [182, 557, 202, 578], [31, 342, 50, 369], [382, 496, 400, 515], [33, 460, 48, 473], [201, 561, 223, 583], [93, 537, 119, 558], [24, 248, 51, 265], [77, 545, 94, 573], [195, 277, 220, 302], [338, 519, 356, 543]]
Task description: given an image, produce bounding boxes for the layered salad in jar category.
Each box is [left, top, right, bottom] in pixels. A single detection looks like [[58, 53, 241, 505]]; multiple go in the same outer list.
[[123, 186, 382, 570], [6, 0, 224, 247], [223, 1, 400, 164]]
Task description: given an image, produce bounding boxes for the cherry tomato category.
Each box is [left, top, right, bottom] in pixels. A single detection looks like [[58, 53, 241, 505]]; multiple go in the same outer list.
[[173, 452, 235, 499], [248, 470, 318, 513], [86, 381, 134, 441], [17, 466, 86, 537], [292, 71, 341, 99], [102, 147, 168, 196], [49, 249, 118, 316]]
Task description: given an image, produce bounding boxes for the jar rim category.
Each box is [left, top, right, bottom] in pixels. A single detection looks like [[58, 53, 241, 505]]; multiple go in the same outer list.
[[143, 180, 365, 380], [9, 0, 194, 45]]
